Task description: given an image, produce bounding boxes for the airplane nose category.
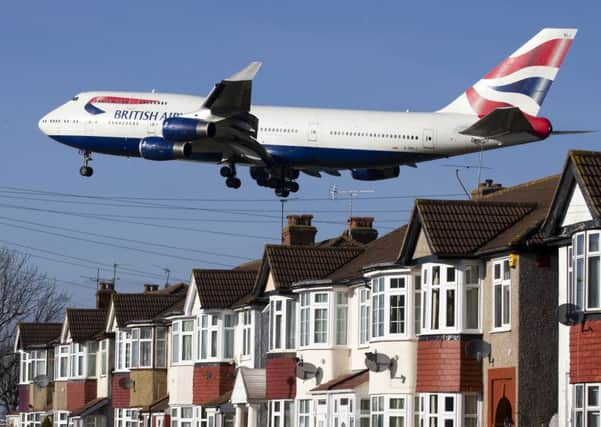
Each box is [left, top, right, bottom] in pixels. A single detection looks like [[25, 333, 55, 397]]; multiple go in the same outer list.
[[38, 115, 48, 134]]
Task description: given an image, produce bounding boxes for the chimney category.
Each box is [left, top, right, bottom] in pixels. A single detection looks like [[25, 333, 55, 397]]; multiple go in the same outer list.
[[96, 281, 115, 310], [346, 217, 378, 244], [471, 179, 505, 199], [144, 284, 160, 293], [282, 214, 317, 246]]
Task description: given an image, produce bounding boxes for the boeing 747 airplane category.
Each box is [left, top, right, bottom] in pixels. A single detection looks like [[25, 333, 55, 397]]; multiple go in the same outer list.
[[39, 28, 586, 197]]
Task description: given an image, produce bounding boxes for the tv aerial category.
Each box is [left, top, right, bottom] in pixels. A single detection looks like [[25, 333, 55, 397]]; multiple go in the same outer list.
[[32, 375, 49, 388], [295, 359, 323, 384], [465, 339, 493, 362], [330, 184, 374, 217], [557, 303, 584, 326]]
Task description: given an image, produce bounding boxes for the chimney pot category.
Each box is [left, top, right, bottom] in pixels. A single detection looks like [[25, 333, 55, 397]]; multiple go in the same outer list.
[[346, 217, 378, 244], [471, 179, 505, 199], [282, 214, 317, 246], [96, 281, 115, 310], [144, 284, 160, 293]]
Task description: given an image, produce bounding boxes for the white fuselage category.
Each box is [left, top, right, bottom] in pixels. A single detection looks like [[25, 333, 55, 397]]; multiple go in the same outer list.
[[39, 91, 542, 169]]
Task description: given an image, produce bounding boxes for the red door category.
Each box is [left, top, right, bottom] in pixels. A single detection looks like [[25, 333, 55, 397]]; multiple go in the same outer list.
[[488, 367, 516, 427]]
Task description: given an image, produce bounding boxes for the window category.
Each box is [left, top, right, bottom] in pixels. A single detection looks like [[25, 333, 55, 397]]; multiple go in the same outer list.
[[371, 396, 406, 427], [372, 278, 385, 338], [19, 351, 29, 383], [241, 310, 252, 357], [138, 328, 152, 368], [465, 265, 480, 330], [298, 400, 312, 427], [155, 328, 167, 368], [336, 293, 348, 345], [300, 293, 310, 347], [270, 401, 294, 427], [56, 345, 69, 379], [314, 293, 329, 344], [359, 288, 370, 345], [359, 399, 370, 427], [115, 409, 140, 427], [173, 320, 194, 363], [195, 406, 215, 427], [417, 393, 481, 427], [171, 407, 193, 427], [224, 314, 237, 359], [87, 342, 97, 377], [571, 231, 601, 310], [463, 395, 479, 427], [116, 330, 131, 370], [574, 383, 601, 427], [389, 278, 406, 335], [493, 259, 511, 330], [414, 275, 421, 335], [371, 396, 384, 427], [55, 411, 69, 427], [70, 343, 85, 378], [198, 314, 219, 360], [99, 340, 108, 376], [270, 298, 295, 351]]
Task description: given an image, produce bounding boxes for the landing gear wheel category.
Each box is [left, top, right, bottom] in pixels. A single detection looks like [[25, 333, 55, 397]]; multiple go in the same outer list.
[[275, 187, 290, 198], [220, 166, 234, 178], [79, 166, 93, 177], [287, 181, 299, 193], [226, 177, 241, 189]]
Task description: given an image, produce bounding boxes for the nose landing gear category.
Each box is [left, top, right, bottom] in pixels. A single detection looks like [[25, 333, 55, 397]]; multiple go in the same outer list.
[[79, 151, 94, 177]]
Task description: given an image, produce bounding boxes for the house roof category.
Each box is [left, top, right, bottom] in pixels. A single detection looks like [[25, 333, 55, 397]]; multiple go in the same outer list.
[[543, 151, 601, 236], [398, 175, 560, 263], [233, 367, 266, 403], [193, 269, 257, 309], [257, 245, 364, 292], [70, 397, 110, 417], [67, 309, 108, 342], [327, 226, 407, 281], [16, 323, 62, 349], [203, 391, 233, 407], [311, 369, 369, 392], [112, 293, 185, 326], [140, 395, 170, 413]]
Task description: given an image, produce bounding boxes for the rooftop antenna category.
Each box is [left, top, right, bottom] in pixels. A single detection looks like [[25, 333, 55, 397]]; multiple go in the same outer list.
[[162, 268, 171, 287], [280, 199, 287, 244], [443, 164, 493, 199], [112, 263, 119, 285], [330, 184, 374, 217]]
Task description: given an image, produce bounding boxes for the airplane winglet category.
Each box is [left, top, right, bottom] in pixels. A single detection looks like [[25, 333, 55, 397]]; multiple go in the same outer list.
[[227, 61, 262, 81]]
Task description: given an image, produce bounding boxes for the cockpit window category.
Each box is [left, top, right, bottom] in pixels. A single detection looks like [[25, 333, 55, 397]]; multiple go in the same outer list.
[[71, 96, 79, 101]]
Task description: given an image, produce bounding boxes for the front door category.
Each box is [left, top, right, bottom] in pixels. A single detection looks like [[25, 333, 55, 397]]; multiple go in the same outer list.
[[308, 122, 319, 143], [333, 396, 353, 427], [423, 128, 435, 149], [488, 367, 516, 427]]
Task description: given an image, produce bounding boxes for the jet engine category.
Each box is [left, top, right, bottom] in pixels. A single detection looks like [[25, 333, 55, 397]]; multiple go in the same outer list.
[[351, 166, 400, 181], [139, 137, 191, 161], [162, 117, 216, 142]]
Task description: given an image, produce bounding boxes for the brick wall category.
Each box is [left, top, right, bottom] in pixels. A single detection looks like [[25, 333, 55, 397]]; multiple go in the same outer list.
[[570, 319, 601, 383], [18, 384, 29, 412], [416, 336, 482, 393], [192, 363, 235, 405], [112, 373, 131, 408], [265, 353, 296, 400], [66, 380, 97, 411]]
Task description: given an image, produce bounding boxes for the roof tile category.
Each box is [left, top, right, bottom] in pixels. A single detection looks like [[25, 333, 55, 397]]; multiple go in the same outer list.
[[17, 323, 62, 349], [193, 270, 257, 309]]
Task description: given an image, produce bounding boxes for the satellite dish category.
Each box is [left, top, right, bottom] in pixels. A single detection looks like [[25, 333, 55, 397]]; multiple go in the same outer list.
[[295, 361, 323, 384], [118, 377, 134, 389], [465, 340, 492, 361], [364, 351, 393, 373], [33, 375, 49, 388], [557, 303, 584, 326]]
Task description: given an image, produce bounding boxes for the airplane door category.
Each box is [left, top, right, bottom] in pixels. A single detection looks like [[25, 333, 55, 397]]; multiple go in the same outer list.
[[308, 122, 319, 143], [423, 129, 435, 150]]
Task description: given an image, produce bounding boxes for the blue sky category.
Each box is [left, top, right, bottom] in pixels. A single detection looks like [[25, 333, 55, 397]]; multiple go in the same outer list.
[[0, 1, 599, 305]]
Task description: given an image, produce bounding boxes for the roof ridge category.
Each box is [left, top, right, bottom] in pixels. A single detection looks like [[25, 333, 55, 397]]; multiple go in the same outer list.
[[478, 174, 561, 199], [416, 198, 537, 208]]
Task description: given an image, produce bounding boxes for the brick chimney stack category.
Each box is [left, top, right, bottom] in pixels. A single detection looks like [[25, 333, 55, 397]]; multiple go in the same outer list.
[[96, 281, 115, 310], [346, 217, 378, 244], [471, 179, 505, 199], [144, 284, 160, 293], [282, 214, 317, 246]]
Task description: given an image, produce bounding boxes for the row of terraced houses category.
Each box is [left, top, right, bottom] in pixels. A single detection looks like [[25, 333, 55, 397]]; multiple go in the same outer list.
[[8, 150, 601, 427]]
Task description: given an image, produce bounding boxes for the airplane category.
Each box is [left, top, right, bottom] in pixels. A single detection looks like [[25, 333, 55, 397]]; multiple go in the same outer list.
[[39, 28, 588, 198]]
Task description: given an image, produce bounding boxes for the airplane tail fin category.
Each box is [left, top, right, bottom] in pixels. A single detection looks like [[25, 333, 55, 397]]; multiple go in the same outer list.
[[439, 28, 577, 117]]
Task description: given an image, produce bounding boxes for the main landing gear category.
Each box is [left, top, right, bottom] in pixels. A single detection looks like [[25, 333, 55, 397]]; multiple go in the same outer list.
[[220, 164, 241, 189], [250, 166, 300, 198], [79, 151, 94, 177]]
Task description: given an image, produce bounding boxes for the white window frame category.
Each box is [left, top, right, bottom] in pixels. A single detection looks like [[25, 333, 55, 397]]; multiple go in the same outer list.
[[69, 342, 85, 378], [335, 292, 348, 345], [300, 293, 310, 347], [388, 277, 408, 336], [270, 297, 295, 351], [194, 406, 215, 427], [571, 231, 601, 311], [171, 407, 193, 427], [574, 383, 601, 427], [492, 258, 511, 331], [198, 314, 220, 361], [86, 342, 97, 378], [240, 310, 253, 357], [138, 327, 153, 368], [99, 339, 108, 377], [464, 264, 481, 331], [297, 399, 312, 427], [155, 327, 167, 368], [19, 351, 29, 384], [371, 278, 385, 338], [115, 409, 141, 427], [358, 288, 370, 346], [270, 400, 294, 427], [369, 274, 411, 341], [54, 411, 69, 427], [172, 319, 194, 365], [223, 313, 237, 360], [313, 292, 329, 345], [417, 393, 481, 427], [55, 345, 70, 380]]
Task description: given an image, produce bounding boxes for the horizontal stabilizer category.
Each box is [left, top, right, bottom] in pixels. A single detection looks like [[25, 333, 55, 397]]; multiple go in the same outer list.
[[459, 107, 533, 138]]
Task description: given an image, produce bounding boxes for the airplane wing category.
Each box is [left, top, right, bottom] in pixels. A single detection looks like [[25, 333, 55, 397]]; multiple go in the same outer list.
[[459, 107, 534, 138], [202, 62, 262, 117]]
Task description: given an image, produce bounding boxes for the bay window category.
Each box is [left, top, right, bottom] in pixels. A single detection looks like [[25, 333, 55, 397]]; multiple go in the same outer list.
[[198, 314, 218, 360], [115, 327, 159, 370], [270, 400, 294, 427], [417, 393, 481, 427], [18, 350, 46, 383], [314, 293, 328, 344], [359, 288, 370, 345], [70, 343, 85, 378], [421, 263, 481, 334], [574, 383, 601, 427], [155, 328, 167, 368], [56, 345, 69, 379], [370, 274, 410, 340], [241, 310, 252, 356], [492, 259, 511, 330], [270, 298, 295, 351], [570, 231, 601, 311], [297, 290, 349, 348], [371, 395, 407, 427], [196, 312, 237, 362], [172, 320, 194, 364]]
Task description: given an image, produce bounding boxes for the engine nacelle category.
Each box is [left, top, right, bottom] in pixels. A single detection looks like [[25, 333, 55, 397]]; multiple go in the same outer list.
[[139, 137, 191, 161], [351, 166, 400, 181], [162, 117, 216, 142]]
